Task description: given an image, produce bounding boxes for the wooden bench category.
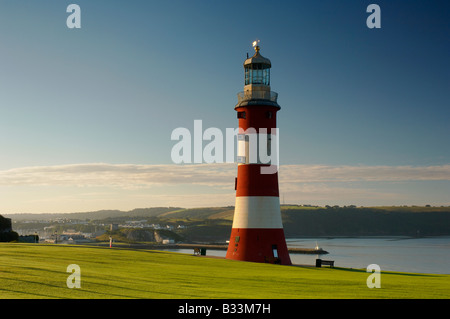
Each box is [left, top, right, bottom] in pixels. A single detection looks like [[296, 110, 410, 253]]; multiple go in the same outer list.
[[193, 248, 207, 256], [316, 259, 334, 267]]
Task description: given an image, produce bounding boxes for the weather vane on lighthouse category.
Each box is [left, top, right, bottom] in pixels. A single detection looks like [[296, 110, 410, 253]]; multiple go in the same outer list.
[[252, 39, 260, 52]]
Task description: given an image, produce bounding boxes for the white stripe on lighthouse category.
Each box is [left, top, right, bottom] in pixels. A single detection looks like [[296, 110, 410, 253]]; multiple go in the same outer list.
[[236, 131, 278, 165], [232, 196, 283, 229]]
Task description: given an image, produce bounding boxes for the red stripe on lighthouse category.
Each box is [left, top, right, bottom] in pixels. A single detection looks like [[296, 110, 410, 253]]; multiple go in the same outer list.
[[235, 164, 279, 197], [236, 105, 279, 132]]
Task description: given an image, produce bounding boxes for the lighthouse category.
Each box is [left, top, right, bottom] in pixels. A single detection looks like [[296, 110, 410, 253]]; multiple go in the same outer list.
[[226, 41, 292, 265]]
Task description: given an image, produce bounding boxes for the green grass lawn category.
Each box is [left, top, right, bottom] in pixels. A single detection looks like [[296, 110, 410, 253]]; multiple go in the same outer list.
[[1, 243, 449, 299]]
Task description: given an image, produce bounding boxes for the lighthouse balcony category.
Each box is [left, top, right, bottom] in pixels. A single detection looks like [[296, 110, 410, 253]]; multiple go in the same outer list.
[[237, 90, 278, 103]]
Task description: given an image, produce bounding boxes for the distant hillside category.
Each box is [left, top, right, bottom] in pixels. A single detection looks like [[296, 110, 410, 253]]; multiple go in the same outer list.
[[5, 205, 450, 240], [282, 206, 450, 237], [159, 207, 235, 220], [4, 207, 183, 221]]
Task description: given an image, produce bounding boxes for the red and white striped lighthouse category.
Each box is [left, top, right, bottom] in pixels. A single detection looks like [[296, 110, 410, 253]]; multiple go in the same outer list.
[[226, 41, 291, 265]]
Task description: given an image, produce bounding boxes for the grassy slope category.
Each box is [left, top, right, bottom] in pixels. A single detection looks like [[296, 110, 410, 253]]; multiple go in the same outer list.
[[1, 243, 449, 299]]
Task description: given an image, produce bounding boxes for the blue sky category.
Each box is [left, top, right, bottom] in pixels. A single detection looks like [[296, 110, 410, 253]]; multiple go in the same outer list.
[[0, 1, 449, 213]]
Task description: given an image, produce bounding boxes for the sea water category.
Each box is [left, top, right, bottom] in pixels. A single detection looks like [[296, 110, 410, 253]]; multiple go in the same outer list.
[[286, 236, 450, 274]]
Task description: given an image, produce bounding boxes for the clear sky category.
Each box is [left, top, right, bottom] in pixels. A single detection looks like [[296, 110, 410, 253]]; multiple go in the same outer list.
[[0, 0, 449, 213]]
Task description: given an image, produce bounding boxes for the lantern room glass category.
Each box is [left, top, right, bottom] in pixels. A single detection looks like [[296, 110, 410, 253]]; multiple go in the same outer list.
[[245, 63, 270, 86]]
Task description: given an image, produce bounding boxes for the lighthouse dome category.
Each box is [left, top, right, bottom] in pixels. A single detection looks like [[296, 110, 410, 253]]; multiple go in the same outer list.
[[244, 50, 271, 68]]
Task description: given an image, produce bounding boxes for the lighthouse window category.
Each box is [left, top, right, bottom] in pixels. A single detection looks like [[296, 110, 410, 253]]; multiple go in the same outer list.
[[254, 69, 263, 84], [245, 68, 250, 85], [237, 111, 246, 119], [266, 111, 272, 119], [264, 68, 270, 85]]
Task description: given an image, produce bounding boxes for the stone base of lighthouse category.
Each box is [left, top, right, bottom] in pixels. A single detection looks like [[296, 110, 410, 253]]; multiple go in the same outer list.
[[225, 196, 292, 265]]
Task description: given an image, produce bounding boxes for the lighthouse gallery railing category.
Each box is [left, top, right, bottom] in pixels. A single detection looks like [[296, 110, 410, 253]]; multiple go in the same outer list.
[[237, 91, 278, 104]]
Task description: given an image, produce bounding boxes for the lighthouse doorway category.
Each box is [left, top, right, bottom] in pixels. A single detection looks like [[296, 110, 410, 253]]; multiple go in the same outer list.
[[272, 244, 278, 258]]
